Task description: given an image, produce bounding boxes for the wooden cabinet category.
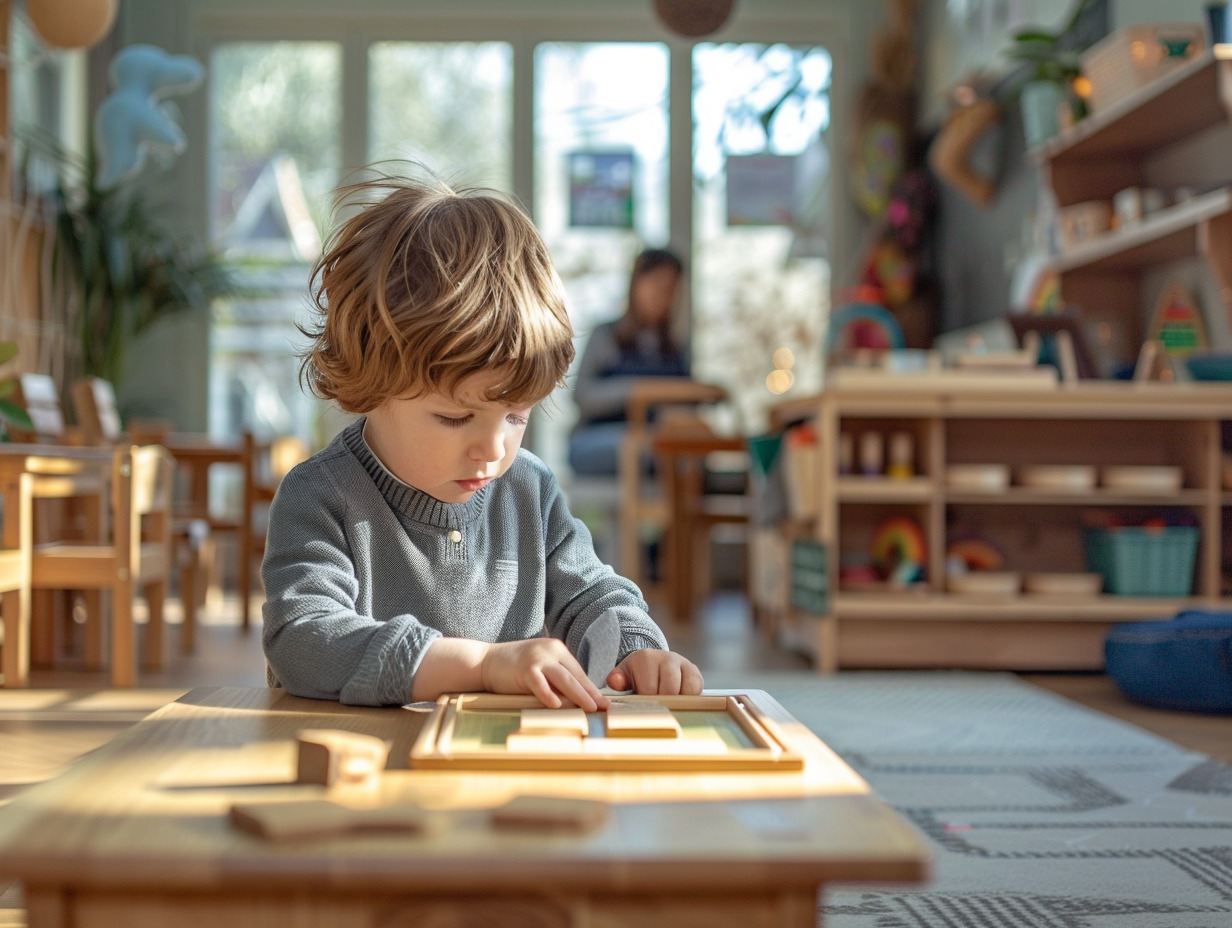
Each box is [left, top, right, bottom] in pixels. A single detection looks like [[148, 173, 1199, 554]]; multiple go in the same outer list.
[[770, 383, 1232, 672], [1035, 48, 1232, 352]]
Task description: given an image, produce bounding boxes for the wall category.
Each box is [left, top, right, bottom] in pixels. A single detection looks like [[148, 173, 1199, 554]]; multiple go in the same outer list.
[[105, 0, 884, 433]]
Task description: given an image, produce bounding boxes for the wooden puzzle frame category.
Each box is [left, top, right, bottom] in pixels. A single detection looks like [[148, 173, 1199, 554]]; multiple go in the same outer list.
[[409, 693, 806, 772]]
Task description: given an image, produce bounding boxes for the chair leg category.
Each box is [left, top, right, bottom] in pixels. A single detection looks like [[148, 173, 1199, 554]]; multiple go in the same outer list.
[[110, 582, 136, 688], [179, 556, 198, 654], [30, 590, 56, 666], [1, 588, 30, 688], [82, 590, 105, 670], [143, 580, 166, 671]]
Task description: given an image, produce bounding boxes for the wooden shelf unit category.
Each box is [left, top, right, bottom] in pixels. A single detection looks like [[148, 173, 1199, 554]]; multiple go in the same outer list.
[[771, 382, 1232, 672], [1034, 48, 1232, 352]]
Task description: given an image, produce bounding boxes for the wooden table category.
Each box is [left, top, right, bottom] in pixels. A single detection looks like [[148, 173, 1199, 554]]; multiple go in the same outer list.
[[652, 432, 750, 620], [0, 686, 930, 927], [158, 434, 255, 629]]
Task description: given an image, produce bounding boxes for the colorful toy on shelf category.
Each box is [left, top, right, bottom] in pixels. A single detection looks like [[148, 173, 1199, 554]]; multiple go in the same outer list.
[[870, 515, 927, 585], [1148, 279, 1207, 356], [859, 431, 884, 476], [825, 302, 906, 362], [887, 430, 914, 478], [945, 536, 1007, 575]]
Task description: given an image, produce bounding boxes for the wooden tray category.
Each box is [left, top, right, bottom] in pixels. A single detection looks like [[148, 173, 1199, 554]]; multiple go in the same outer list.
[[409, 693, 805, 772]]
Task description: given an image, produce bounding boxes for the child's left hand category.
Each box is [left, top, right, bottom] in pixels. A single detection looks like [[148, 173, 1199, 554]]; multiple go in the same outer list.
[[606, 649, 703, 695]]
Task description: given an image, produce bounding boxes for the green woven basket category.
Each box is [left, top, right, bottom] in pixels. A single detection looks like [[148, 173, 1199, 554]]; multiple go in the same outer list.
[[1083, 526, 1198, 597]]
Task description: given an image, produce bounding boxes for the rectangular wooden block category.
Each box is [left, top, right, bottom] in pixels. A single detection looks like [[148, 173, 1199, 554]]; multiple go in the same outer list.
[[490, 795, 609, 832], [604, 700, 682, 738], [505, 732, 584, 753], [230, 799, 435, 841], [518, 707, 590, 736]]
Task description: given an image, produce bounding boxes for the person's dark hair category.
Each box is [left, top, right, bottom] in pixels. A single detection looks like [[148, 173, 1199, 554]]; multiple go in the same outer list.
[[614, 247, 684, 353]]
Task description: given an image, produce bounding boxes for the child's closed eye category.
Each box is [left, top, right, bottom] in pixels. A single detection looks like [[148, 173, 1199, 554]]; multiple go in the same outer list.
[[436, 414, 473, 428]]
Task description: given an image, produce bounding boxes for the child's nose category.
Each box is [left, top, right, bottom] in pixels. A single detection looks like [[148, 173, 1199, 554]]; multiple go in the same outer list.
[[468, 430, 505, 463]]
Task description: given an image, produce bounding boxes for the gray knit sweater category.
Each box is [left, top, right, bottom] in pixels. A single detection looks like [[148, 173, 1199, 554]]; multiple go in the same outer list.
[[261, 419, 668, 706]]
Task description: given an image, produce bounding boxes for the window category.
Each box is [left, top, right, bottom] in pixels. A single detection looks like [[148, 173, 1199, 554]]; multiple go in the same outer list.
[[208, 41, 341, 445], [533, 41, 669, 471], [369, 42, 512, 190], [692, 43, 832, 432]]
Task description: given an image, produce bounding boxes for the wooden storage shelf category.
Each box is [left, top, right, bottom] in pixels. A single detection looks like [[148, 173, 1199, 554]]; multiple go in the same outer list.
[[767, 383, 1232, 672], [1034, 48, 1232, 357]]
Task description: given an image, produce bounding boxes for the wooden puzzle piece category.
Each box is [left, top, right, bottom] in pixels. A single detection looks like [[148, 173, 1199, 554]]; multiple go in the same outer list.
[[296, 729, 391, 787], [518, 707, 590, 736], [230, 799, 435, 841], [490, 795, 609, 832], [604, 700, 682, 738], [505, 732, 584, 753]]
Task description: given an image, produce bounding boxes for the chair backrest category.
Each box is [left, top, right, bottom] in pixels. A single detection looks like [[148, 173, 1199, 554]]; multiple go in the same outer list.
[[129, 445, 175, 517], [72, 377, 124, 444], [11, 373, 66, 443]]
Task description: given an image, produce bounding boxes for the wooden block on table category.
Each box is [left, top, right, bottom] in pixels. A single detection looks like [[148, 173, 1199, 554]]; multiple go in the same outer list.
[[505, 732, 584, 753], [518, 707, 590, 736], [230, 799, 435, 841], [604, 700, 682, 738], [490, 795, 609, 832], [296, 729, 391, 787]]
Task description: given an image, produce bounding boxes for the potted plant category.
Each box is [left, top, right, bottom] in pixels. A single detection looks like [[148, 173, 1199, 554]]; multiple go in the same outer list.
[[1003, 0, 1103, 146], [20, 127, 232, 390]]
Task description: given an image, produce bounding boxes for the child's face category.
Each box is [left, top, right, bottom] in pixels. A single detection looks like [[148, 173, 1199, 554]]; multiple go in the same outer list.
[[364, 369, 534, 503]]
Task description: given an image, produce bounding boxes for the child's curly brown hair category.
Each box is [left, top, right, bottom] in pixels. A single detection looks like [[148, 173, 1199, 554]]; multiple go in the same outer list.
[[301, 165, 574, 413]]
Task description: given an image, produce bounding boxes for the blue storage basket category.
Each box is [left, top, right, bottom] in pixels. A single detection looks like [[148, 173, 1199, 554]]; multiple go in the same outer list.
[[1105, 610, 1232, 713]]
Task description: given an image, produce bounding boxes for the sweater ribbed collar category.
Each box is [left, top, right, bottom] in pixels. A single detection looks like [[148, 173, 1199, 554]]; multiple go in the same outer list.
[[342, 418, 487, 530]]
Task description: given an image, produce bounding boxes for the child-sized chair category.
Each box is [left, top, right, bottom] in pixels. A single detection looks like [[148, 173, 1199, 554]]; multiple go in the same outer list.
[[30, 444, 176, 686]]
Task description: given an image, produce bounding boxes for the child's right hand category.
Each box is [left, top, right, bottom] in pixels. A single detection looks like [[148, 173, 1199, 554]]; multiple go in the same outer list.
[[480, 638, 610, 712]]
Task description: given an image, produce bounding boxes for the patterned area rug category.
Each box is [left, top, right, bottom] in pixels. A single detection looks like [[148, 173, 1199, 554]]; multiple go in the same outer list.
[[706, 670, 1232, 928]]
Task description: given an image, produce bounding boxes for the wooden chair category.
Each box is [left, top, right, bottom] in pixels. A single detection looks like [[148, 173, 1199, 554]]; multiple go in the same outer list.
[[9, 373, 70, 443], [30, 444, 176, 687], [71, 376, 124, 445], [615, 378, 737, 597], [71, 377, 211, 652], [8, 374, 109, 668], [0, 471, 32, 687], [246, 431, 310, 591]]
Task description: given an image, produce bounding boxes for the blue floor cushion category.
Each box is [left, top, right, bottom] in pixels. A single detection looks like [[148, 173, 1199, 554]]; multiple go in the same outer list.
[[1105, 610, 1232, 713]]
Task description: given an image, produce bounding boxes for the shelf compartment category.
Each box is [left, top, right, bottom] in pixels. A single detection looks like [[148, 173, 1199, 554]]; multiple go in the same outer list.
[[833, 591, 1212, 620], [1052, 187, 1232, 274], [836, 476, 933, 502], [946, 488, 1210, 506], [1036, 49, 1232, 207]]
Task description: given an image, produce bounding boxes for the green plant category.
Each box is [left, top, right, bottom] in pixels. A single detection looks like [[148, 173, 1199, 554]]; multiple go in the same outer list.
[[0, 341, 35, 441], [20, 128, 232, 388], [1003, 0, 1102, 87]]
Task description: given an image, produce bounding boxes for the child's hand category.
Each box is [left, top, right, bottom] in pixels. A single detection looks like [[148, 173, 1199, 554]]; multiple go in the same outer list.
[[606, 650, 703, 695], [481, 638, 610, 711]]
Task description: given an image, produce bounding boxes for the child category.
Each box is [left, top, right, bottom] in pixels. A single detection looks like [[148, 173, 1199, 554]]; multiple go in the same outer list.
[[261, 167, 703, 708]]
